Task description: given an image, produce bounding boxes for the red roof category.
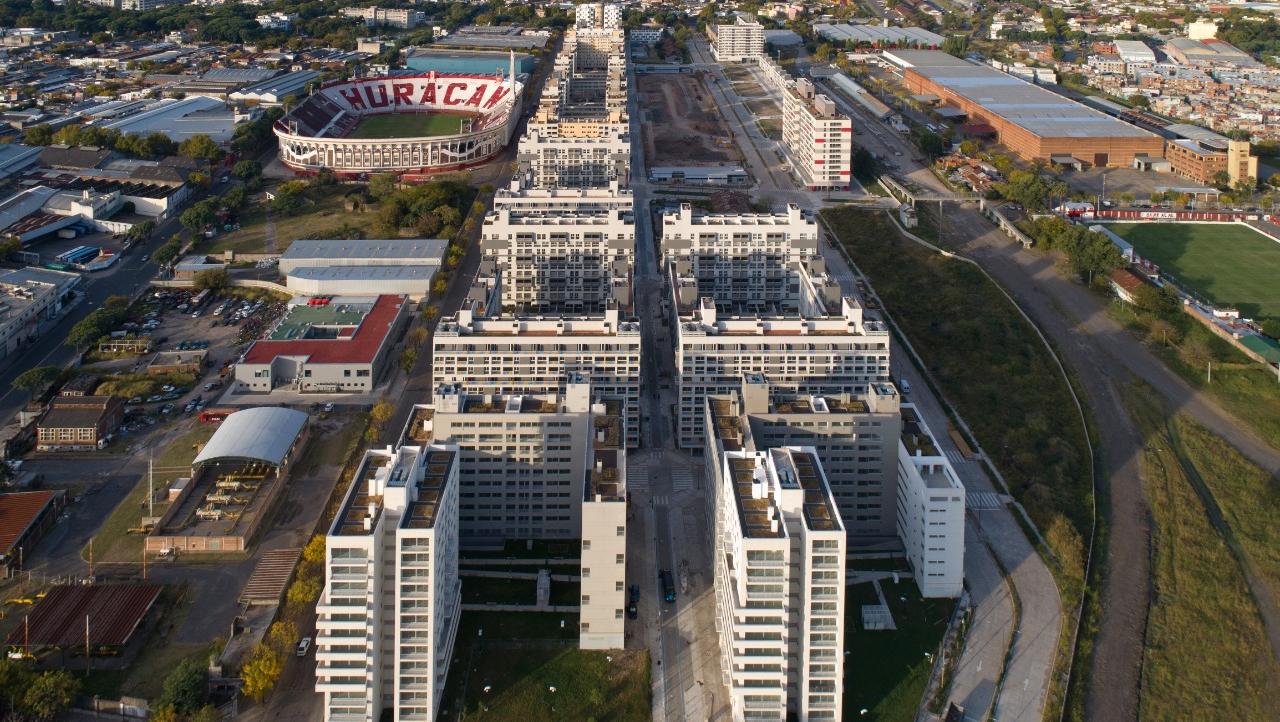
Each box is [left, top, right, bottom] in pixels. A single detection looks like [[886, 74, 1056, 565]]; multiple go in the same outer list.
[[1109, 268, 1149, 294], [241, 295, 404, 366], [5, 584, 162, 647], [0, 491, 59, 555]]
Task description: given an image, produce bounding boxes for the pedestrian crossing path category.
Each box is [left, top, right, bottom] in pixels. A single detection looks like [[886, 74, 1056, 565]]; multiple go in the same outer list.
[[945, 449, 968, 465], [966, 492, 1005, 510], [670, 467, 696, 493]]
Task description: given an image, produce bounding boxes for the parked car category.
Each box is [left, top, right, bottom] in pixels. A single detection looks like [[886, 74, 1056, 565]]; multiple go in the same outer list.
[[296, 637, 311, 657], [627, 585, 640, 619]]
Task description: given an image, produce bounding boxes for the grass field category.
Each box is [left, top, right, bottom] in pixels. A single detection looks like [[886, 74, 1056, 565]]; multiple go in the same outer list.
[[1106, 222, 1280, 322], [1124, 387, 1280, 721], [440, 611, 649, 721], [347, 112, 470, 139], [845, 580, 953, 722], [89, 425, 216, 564]]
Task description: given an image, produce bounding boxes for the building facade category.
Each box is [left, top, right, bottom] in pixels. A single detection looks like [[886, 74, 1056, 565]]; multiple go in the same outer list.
[[432, 304, 642, 447], [896, 405, 965, 597], [661, 203, 819, 304], [713, 16, 765, 62], [705, 407, 847, 721], [760, 59, 853, 190], [317, 445, 461, 722]]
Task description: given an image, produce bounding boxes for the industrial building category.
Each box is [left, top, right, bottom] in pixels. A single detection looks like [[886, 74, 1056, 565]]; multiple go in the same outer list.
[[1164, 135, 1257, 186], [432, 303, 642, 447], [147, 407, 309, 554], [318, 443, 461, 722], [100, 96, 256, 144], [0, 267, 80, 361], [705, 401, 847, 721], [814, 23, 944, 48], [278, 239, 445, 298], [36, 396, 123, 451], [0, 490, 66, 577], [885, 50, 1164, 167], [711, 15, 764, 62], [234, 295, 409, 394]]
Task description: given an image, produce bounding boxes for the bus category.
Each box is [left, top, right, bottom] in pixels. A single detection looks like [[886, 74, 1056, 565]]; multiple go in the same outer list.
[[191, 289, 212, 308]]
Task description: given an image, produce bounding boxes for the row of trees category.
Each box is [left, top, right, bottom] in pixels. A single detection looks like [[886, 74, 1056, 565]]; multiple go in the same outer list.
[[0, 661, 79, 721], [25, 124, 176, 161], [1021, 216, 1124, 282], [65, 295, 131, 348]]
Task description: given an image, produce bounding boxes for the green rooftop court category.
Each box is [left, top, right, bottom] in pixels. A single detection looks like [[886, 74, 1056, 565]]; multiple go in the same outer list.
[[270, 303, 369, 340]]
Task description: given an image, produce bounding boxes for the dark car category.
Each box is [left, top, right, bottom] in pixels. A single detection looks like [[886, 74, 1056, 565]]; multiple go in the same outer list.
[[627, 584, 640, 619], [659, 569, 676, 603]]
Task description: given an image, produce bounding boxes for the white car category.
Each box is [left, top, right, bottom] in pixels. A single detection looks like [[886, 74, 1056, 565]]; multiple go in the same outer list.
[[296, 637, 312, 657]]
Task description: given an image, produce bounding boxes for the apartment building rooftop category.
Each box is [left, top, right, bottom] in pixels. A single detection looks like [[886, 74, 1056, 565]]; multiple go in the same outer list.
[[709, 397, 745, 451], [773, 447, 840, 533], [461, 395, 561, 414], [662, 202, 811, 228], [729, 455, 784, 539], [677, 294, 880, 336], [770, 394, 869, 415], [438, 304, 640, 336], [586, 401, 624, 501], [402, 449, 454, 530]]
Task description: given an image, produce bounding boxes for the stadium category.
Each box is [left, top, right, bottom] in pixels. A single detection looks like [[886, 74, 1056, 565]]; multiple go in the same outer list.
[[274, 63, 523, 178]]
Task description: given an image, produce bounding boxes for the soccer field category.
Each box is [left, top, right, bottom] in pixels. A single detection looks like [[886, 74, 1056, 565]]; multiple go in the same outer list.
[[1107, 222, 1280, 321], [346, 113, 470, 139]]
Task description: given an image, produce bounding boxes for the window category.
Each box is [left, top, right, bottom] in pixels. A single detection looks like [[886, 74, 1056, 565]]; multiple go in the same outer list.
[[617, 526, 625, 536], [616, 581, 624, 592], [615, 553, 624, 564], [581, 594, 590, 605], [582, 540, 591, 550]]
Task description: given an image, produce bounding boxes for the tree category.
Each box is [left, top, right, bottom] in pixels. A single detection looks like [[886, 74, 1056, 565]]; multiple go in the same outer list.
[[158, 656, 208, 714], [21, 671, 78, 721], [368, 398, 395, 436], [188, 171, 211, 189], [180, 205, 214, 231], [270, 185, 306, 216], [265, 620, 299, 657], [13, 366, 60, 394], [127, 220, 157, 242], [286, 575, 321, 606], [1261, 318, 1280, 340], [0, 237, 20, 259], [1127, 94, 1150, 109], [958, 139, 979, 157], [232, 159, 261, 180], [239, 646, 283, 702], [23, 124, 53, 146], [400, 347, 418, 373], [813, 43, 832, 62], [368, 173, 398, 199], [302, 534, 326, 566], [178, 134, 224, 163], [408, 326, 428, 347], [1211, 170, 1232, 191], [942, 35, 968, 57], [193, 268, 230, 291]]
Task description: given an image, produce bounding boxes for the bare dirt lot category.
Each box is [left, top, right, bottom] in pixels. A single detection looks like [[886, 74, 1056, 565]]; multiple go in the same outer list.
[[637, 73, 739, 166]]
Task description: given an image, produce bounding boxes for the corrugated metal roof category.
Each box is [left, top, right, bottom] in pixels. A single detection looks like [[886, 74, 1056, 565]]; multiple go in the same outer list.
[[193, 407, 307, 467]]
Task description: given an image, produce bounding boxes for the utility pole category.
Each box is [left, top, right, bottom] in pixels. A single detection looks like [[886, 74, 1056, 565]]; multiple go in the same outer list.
[[88, 538, 93, 578], [84, 614, 90, 676], [148, 452, 154, 519], [1207, 360, 1213, 384]]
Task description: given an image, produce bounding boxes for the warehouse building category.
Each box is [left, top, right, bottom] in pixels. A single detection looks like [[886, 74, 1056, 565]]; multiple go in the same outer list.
[[36, 396, 123, 451], [279, 239, 446, 298], [884, 50, 1164, 167]]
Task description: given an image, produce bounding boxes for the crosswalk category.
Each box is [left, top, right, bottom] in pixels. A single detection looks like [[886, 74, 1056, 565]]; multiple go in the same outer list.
[[966, 492, 1005, 510], [945, 449, 968, 465], [670, 467, 696, 493]]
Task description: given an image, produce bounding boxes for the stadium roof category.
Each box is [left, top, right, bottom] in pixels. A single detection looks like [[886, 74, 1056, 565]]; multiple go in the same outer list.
[[885, 50, 1157, 139], [193, 407, 308, 468], [281, 238, 448, 263]]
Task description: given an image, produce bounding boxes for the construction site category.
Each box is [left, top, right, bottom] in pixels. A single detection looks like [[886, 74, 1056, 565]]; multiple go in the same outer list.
[[145, 407, 309, 554], [637, 71, 740, 165]]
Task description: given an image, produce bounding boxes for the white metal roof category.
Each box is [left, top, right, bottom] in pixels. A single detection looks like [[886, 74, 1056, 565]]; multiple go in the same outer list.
[[193, 407, 308, 467]]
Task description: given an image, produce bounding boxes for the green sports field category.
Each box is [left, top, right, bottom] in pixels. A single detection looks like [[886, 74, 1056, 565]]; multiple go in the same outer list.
[[1107, 222, 1280, 322], [346, 112, 470, 139]]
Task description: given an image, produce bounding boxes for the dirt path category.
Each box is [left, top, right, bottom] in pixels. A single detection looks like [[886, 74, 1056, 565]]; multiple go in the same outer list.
[[947, 205, 1280, 720]]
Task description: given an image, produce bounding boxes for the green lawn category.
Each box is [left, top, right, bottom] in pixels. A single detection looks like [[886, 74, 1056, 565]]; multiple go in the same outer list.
[[1105, 222, 1280, 322], [845, 580, 954, 722], [347, 112, 470, 139], [88, 425, 215, 564], [1124, 388, 1280, 721], [439, 611, 649, 721]]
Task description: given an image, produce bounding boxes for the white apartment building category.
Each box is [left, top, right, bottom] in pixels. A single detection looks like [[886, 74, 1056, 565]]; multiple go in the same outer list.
[[760, 58, 853, 190], [481, 186, 634, 312], [317, 444, 461, 722], [340, 7, 426, 29], [705, 404, 846, 721], [576, 2, 623, 29], [673, 294, 891, 448], [896, 404, 965, 598], [432, 304, 642, 447], [661, 203, 820, 304], [0, 267, 80, 361], [517, 125, 631, 188], [401, 381, 629, 647], [712, 15, 765, 62], [734, 376, 904, 543]]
